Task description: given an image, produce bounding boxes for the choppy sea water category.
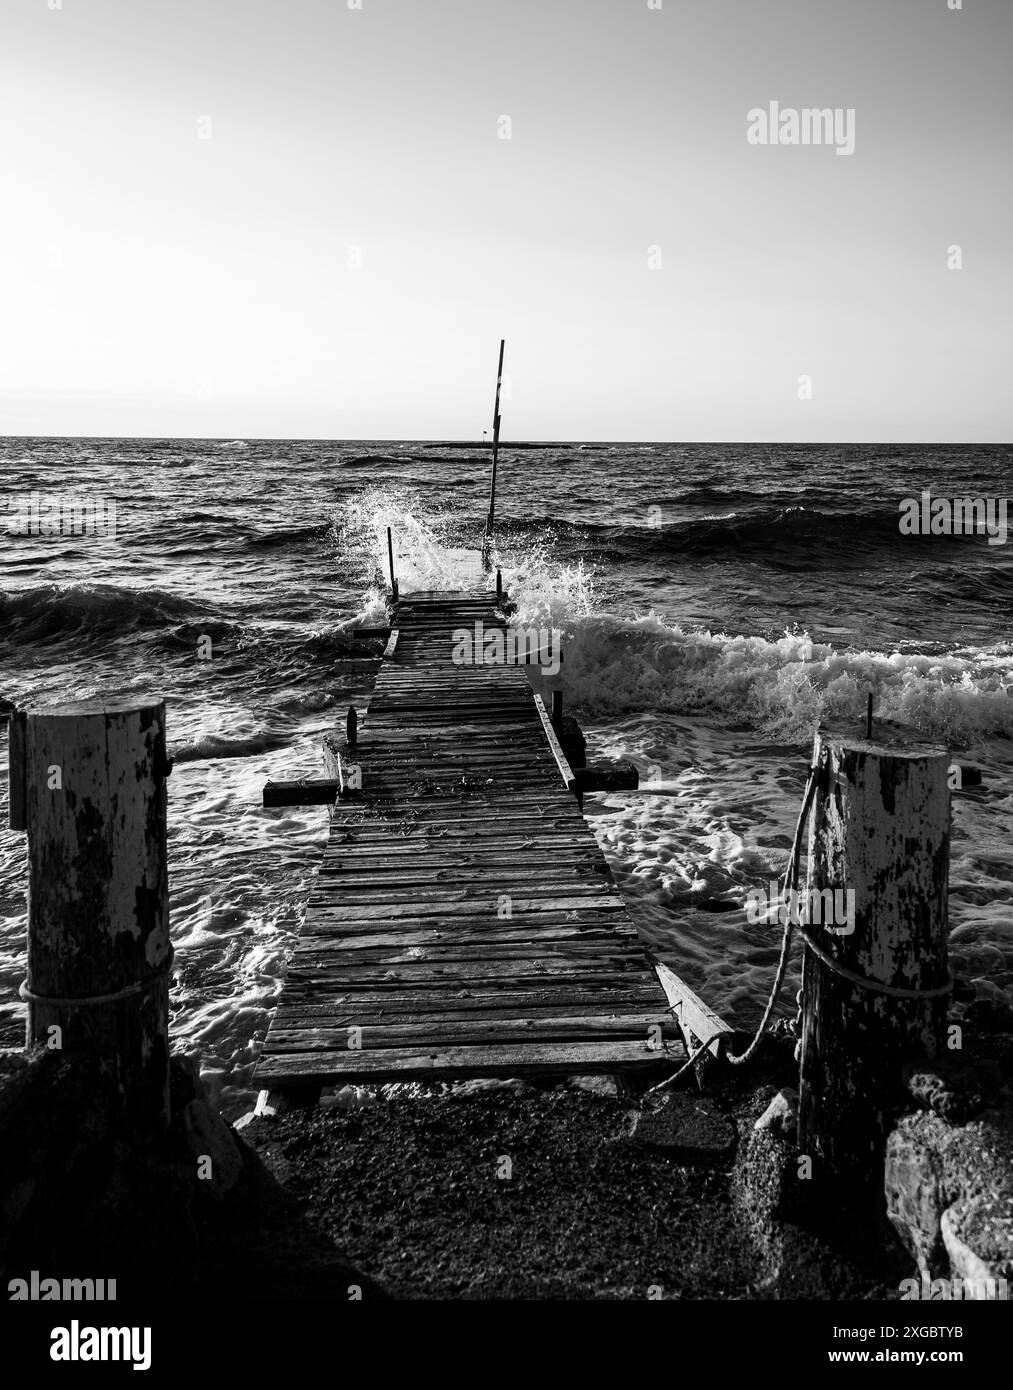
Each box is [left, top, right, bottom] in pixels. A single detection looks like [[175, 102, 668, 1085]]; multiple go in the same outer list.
[[1, 439, 1011, 1117]]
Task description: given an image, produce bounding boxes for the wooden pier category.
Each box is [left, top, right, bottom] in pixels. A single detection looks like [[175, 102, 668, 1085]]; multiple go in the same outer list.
[[255, 583, 684, 1092]]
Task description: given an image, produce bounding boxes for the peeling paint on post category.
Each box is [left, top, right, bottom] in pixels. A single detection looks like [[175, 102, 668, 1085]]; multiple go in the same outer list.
[[17, 701, 172, 1133], [798, 720, 950, 1188]]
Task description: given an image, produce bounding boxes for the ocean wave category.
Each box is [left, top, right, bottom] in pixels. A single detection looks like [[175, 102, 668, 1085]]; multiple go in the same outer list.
[[169, 730, 293, 762], [611, 507, 967, 560], [342, 453, 407, 467], [488, 504, 1002, 566], [0, 583, 218, 646], [553, 615, 1013, 743], [244, 522, 333, 549], [490, 552, 1013, 742]]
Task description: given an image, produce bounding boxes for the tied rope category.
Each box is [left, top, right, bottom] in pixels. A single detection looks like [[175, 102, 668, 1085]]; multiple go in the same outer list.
[[649, 742, 953, 1096], [19, 945, 175, 1008], [647, 753, 825, 1096]]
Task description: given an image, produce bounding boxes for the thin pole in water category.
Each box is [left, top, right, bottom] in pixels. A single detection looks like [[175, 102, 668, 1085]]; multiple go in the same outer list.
[[387, 526, 398, 601], [866, 692, 873, 740], [485, 339, 505, 546]]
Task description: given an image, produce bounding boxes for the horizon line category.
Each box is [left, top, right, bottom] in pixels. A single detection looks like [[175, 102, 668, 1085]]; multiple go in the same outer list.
[[1, 435, 1010, 447]]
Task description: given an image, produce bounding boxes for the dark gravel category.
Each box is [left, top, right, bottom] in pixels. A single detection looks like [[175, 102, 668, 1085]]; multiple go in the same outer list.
[[243, 1086, 769, 1299]]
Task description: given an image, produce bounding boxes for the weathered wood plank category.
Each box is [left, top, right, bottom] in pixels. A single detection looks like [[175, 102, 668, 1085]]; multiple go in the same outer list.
[[255, 1038, 683, 1085], [266, 1013, 675, 1051], [270, 987, 667, 1021], [651, 957, 735, 1060]]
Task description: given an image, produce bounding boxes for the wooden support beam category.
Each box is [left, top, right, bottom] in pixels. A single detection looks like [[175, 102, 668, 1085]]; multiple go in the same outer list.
[[798, 720, 951, 1188], [650, 958, 735, 1085], [263, 779, 340, 807], [533, 693, 577, 794], [572, 761, 639, 794], [14, 701, 172, 1135]]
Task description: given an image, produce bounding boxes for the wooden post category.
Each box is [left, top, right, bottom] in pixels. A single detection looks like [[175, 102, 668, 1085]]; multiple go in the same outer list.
[[485, 338, 505, 540], [551, 689, 563, 730], [798, 720, 951, 1187], [346, 705, 357, 748], [386, 526, 398, 601], [11, 701, 173, 1134], [496, 568, 503, 603]]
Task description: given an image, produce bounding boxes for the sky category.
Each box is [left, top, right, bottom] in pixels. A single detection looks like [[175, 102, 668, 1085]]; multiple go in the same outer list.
[[0, 0, 1010, 441]]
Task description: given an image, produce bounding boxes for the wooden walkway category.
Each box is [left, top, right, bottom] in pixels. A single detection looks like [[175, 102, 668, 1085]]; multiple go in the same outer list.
[[255, 587, 683, 1089]]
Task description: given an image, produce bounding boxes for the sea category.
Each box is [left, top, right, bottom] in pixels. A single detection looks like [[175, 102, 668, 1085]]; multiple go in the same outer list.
[[1, 439, 1011, 1117]]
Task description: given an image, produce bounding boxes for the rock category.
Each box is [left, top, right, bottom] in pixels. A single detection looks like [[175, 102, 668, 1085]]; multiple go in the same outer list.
[[181, 1099, 244, 1200], [902, 1058, 998, 1124], [754, 1088, 798, 1138], [567, 1075, 623, 1099], [884, 1114, 949, 1281], [449, 1078, 533, 1097], [330, 1085, 378, 1110], [885, 1107, 1013, 1286], [630, 1093, 735, 1163], [941, 1196, 1013, 1295]]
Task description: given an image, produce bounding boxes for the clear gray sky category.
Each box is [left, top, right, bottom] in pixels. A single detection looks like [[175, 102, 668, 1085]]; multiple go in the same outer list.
[[1, 0, 1010, 441]]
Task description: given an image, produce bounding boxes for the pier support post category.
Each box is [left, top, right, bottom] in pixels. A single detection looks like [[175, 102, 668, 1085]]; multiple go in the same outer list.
[[798, 720, 951, 1188], [10, 701, 173, 1135], [346, 705, 357, 749], [551, 689, 563, 731]]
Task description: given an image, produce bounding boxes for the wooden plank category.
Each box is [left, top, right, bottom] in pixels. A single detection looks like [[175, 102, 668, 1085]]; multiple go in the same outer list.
[[266, 1013, 675, 1051], [301, 895, 629, 922], [651, 958, 736, 1059], [284, 957, 657, 984], [255, 1038, 683, 1085], [290, 941, 648, 968], [267, 986, 667, 1021], [285, 922, 638, 950], [297, 909, 638, 937]]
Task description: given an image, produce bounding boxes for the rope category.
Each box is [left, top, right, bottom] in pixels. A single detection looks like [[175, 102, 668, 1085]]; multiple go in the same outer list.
[[724, 752, 825, 1065], [642, 741, 953, 1095], [647, 754, 826, 1092], [796, 926, 952, 999], [644, 1040, 713, 1096], [19, 945, 175, 1008]]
